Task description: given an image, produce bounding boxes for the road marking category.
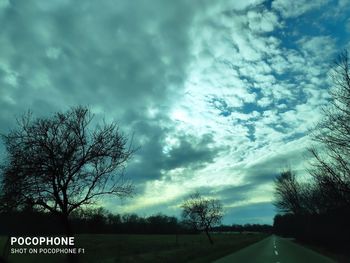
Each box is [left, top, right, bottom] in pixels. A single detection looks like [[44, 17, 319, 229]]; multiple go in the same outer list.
[[274, 250, 279, 256]]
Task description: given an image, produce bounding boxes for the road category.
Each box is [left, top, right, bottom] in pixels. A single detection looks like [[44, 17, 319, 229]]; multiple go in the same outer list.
[[213, 235, 336, 263]]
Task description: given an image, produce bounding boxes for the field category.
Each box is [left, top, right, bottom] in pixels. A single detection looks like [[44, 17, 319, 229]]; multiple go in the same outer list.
[[0, 233, 268, 263]]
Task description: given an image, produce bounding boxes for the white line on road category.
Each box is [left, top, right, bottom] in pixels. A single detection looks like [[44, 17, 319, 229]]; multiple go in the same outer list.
[[274, 250, 279, 256]]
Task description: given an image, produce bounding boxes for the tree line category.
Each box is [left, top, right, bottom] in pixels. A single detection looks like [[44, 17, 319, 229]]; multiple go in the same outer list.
[[212, 224, 272, 233], [273, 51, 350, 249], [0, 208, 183, 235], [0, 206, 270, 236]]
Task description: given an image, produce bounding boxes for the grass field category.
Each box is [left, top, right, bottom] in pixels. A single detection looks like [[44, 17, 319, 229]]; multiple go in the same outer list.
[[0, 233, 269, 263]]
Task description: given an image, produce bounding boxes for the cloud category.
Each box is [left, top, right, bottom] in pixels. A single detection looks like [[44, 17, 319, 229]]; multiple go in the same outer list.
[[164, 133, 219, 170], [297, 36, 336, 59], [0, 0, 199, 119], [272, 0, 330, 18]]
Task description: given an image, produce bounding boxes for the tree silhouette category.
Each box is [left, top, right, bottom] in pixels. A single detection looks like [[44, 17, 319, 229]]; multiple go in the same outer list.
[[0, 106, 134, 235], [273, 52, 350, 248], [309, 51, 350, 212], [273, 169, 305, 215], [181, 193, 223, 244]]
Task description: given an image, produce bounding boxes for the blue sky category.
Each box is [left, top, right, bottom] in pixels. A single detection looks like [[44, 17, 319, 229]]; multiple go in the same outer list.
[[0, 0, 350, 225]]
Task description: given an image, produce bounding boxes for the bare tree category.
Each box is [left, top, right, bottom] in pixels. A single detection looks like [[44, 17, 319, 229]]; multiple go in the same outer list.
[[273, 169, 304, 215], [273, 168, 328, 215], [0, 106, 134, 235], [181, 193, 223, 244], [309, 51, 350, 211]]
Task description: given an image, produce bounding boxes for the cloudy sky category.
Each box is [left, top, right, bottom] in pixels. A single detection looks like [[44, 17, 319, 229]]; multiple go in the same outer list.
[[1, 0, 350, 224]]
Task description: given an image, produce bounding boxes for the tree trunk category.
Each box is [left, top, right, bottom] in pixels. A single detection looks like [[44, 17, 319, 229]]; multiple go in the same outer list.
[[205, 229, 214, 245], [61, 214, 79, 263], [62, 214, 73, 236]]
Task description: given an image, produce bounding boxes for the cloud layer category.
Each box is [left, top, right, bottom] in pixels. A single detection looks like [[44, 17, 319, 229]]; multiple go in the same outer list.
[[1, 0, 349, 224]]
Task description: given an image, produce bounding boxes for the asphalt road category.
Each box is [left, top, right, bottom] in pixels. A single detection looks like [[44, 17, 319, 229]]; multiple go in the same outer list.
[[213, 235, 336, 263]]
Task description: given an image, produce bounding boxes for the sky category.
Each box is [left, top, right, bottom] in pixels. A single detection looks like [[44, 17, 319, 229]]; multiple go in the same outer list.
[[0, 0, 350, 225]]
